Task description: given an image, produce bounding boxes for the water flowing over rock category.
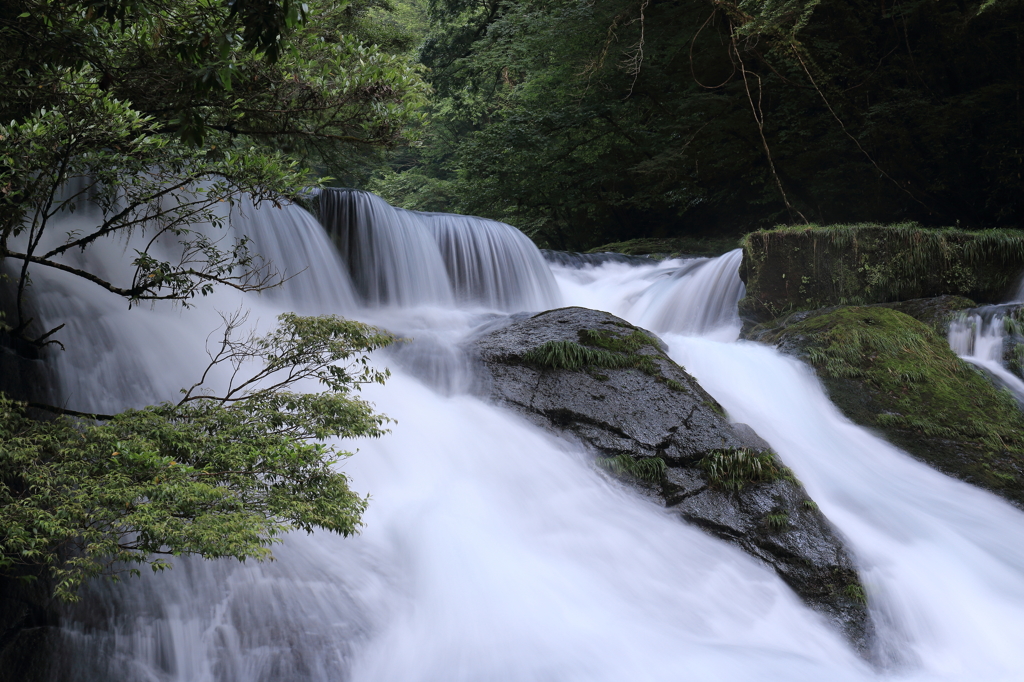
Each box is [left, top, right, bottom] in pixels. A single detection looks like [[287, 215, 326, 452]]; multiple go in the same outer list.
[[745, 303, 1024, 508], [470, 306, 872, 649], [318, 188, 559, 311], [947, 303, 1024, 406], [12, 192, 1024, 680]]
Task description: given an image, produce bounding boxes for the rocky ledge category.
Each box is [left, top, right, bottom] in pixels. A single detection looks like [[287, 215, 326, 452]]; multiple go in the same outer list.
[[744, 299, 1024, 508], [469, 306, 872, 651]]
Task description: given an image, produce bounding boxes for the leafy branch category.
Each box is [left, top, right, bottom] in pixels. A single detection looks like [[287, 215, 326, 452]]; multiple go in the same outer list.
[[0, 313, 397, 601]]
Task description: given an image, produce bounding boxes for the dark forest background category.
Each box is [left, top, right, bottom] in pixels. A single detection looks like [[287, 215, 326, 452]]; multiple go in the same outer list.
[[358, 0, 1024, 250]]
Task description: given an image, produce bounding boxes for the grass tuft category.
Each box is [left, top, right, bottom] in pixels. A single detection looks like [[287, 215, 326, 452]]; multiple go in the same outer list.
[[699, 448, 782, 490], [521, 327, 687, 392], [597, 455, 666, 482], [764, 511, 790, 532]]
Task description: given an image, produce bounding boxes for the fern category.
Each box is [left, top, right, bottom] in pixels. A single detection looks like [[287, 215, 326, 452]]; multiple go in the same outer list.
[[597, 455, 666, 482], [699, 448, 781, 490], [522, 341, 633, 371]]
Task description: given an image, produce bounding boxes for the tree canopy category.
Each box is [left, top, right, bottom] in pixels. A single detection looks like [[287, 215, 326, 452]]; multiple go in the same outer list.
[[1, 0, 429, 345], [372, 0, 1024, 249], [0, 1, 416, 597]]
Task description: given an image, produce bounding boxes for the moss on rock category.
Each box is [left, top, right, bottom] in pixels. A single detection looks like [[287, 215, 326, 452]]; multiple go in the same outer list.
[[748, 306, 1024, 506], [740, 224, 1024, 323], [520, 323, 689, 392]]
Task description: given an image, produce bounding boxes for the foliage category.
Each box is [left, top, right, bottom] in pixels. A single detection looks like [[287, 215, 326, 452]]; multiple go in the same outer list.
[[372, 0, 1024, 249], [0, 0, 430, 345], [0, 314, 395, 600], [520, 324, 687, 391], [699, 448, 783, 491], [597, 454, 665, 483]]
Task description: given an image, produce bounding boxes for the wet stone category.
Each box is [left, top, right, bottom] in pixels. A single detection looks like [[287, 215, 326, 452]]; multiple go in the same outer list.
[[468, 306, 874, 653]]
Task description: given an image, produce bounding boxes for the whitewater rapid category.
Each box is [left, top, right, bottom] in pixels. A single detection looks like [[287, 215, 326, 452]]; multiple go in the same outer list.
[[22, 194, 1024, 681]]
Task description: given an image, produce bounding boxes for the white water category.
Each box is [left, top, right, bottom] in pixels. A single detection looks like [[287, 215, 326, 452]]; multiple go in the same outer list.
[[948, 307, 1024, 404], [20, 194, 1024, 681], [317, 189, 559, 312]]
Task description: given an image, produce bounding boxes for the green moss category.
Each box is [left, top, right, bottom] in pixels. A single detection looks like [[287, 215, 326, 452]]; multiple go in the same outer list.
[[842, 584, 868, 605], [521, 326, 688, 392], [699, 447, 782, 490], [586, 236, 741, 259], [578, 328, 655, 353], [761, 306, 1024, 501], [597, 454, 667, 482], [740, 224, 1024, 322]]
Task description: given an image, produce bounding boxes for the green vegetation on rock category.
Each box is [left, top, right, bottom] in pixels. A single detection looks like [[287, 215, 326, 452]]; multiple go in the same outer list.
[[764, 511, 791, 532], [597, 455, 666, 483], [740, 225, 1024, 322], [753, 306, 1024, 503], [699, 447, 784, 491], [521, 325, 687, 392]]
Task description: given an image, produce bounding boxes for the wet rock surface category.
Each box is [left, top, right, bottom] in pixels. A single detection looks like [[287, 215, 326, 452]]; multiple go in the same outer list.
[[0, 573, 56, 682], [469, 306, 872, 650]]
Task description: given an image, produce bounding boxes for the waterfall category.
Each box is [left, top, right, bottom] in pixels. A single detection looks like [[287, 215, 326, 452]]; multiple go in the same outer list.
[[548, 249, 745, 340], [15, 192, 1024, 681], [422, 212, 559, 311], [947, 306, 1024, 404], [318, 189, 559, 312], [230, 196, 359, 315]]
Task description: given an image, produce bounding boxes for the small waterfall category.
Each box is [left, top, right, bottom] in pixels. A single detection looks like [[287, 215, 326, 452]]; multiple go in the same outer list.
[[948, 306, 1024, 403], [626, 249, 745, 337], [318, 189, 559, 312], [230, 197, 358, 314], [423, 212, 559, 311], [319, 189, 454, 308], [548, 249, 745, 339]]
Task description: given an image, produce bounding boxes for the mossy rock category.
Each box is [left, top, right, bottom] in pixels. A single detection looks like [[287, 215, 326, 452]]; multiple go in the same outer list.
[[586, 236, 741, 259], [472, 307, 873, 650], [739, 224, 1024, 323], [746, 305, 1024, 507]]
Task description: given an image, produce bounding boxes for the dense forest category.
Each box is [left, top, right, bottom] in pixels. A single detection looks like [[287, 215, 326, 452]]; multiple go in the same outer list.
[[365, 0, 1024, 249]]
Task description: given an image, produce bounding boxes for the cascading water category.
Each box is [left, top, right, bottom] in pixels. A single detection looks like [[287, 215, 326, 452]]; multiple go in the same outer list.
[[317, 189, 558, 313], [947, 306, 1024, 404], [17, 192, 1024, 681]]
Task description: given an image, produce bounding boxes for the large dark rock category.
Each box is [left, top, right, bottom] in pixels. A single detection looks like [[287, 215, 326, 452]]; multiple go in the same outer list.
[[469, 306, 872, 651], [0, 573, 56, 682], [739, 225, 1024, 323]]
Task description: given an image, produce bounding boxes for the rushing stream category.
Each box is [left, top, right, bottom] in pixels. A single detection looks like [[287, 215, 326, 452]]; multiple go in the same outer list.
[[21, 191, 1024, 681]]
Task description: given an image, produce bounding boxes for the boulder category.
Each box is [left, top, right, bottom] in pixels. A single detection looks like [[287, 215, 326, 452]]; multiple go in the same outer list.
[[739, 224, 1024, 324], [470, 306, 872, 651]]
